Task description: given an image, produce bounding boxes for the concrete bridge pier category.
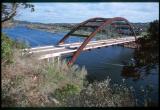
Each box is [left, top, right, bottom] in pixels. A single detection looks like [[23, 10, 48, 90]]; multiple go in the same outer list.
[[46, 55, 62, 65], [57, 56, 61, 66]]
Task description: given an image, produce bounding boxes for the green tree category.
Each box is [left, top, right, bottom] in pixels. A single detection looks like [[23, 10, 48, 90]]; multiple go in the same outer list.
[[147, 20, 159, 44], [2, 34, 27, 64], [138, 20, 159, 48], [122, 20, 159, 80]]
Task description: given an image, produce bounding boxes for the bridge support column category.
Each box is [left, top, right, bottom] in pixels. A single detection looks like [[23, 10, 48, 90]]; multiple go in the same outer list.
[[47, 58, 50, 62], [57, 55, 61, 66], [52, 57, 55, 63]]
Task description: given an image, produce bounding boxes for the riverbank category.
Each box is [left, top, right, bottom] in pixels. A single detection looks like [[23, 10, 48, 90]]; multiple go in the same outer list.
[[120, 41, 139, 49], [15, 20, 75, 33], [2, 20, 15, 28]]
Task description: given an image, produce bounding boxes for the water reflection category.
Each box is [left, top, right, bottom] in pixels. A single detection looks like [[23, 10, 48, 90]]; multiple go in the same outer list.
[[121, 40, 159, 80], [121, 66, 140, 80]]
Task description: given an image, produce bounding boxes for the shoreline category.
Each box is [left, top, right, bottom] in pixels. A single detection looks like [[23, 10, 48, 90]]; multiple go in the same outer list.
[[120, 41, 138, 49]]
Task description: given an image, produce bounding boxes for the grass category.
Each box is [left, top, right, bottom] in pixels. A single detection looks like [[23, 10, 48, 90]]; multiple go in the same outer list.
[[2, 49, 87, 107]]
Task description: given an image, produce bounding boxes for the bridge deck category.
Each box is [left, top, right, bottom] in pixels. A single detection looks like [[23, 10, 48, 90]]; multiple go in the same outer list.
[[23, 37, 135, 60]]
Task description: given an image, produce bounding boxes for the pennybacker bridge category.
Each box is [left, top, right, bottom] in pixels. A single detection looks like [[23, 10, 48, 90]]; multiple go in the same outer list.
[[23, 17, 141, 65]]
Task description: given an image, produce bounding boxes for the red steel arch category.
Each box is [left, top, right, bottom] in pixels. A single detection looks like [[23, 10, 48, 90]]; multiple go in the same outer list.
[[57, 17, 137, 65]]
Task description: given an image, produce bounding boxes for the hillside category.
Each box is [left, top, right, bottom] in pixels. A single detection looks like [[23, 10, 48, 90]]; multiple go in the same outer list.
[[13, 20, 150, 34]]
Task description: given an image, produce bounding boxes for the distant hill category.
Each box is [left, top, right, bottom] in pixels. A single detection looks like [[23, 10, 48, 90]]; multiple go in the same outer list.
[[14, 20, 76, 27], [13, 20, 150, 34], [131, 22, 150, 32]]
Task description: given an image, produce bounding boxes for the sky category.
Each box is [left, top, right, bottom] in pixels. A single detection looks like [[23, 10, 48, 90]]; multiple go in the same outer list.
[[14, 3, 159, 23]]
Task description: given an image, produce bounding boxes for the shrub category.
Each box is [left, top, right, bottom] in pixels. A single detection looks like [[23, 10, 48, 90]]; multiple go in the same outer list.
[[64, 78, 135, 107], [1, 33, 27, 65], [1, 49, 87, 107], [53, 83, 81, 105], [1, 34, 14, 64]]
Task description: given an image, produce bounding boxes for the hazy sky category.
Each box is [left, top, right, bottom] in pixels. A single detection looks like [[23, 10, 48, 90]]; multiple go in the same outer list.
[[15, 3, 159, 23]]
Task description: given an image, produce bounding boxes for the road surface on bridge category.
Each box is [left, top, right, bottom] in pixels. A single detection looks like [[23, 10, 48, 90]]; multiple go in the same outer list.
[[23, 36, 136, 60]]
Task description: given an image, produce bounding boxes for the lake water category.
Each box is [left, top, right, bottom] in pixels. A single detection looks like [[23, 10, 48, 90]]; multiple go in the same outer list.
[[2, 25, 159, 106]]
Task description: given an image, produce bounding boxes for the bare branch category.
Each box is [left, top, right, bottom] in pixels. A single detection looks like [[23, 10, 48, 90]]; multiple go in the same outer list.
[[1, 3, 18, 22], [1, 3, 34, 23]]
